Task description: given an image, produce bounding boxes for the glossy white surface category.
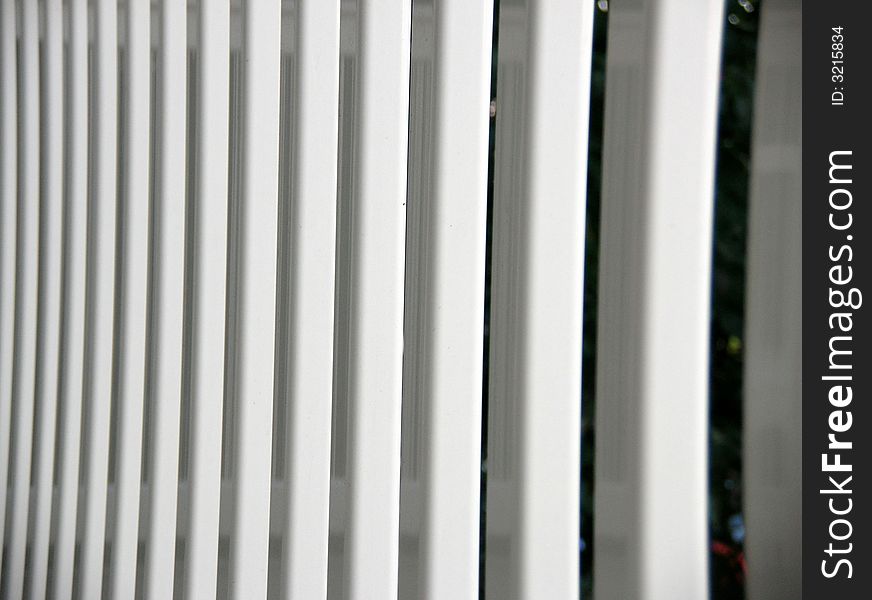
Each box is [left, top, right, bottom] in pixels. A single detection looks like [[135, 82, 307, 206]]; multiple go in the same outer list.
[[276, 1, 341, 598], [109, 2, 151, 598], [230, 0, 281, 597], [5, 1, 39, 596], [743, 1, 802, 598], [79, 0, 119, 596], [28, 0, 64, 597], [0, 0, 15, 574], [185, 0, 230, 598], [485, 2, 593, 600], [51, 1, 90, 597], [337, 0, 412, 597], [0, 1, 793, 598], [594, 1, 724, 598], [398, 1, 492, 598], [143, 0, 188, 596]]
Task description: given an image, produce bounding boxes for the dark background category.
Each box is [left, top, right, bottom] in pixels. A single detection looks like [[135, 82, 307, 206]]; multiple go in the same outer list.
[[803, 1, 870, 598]]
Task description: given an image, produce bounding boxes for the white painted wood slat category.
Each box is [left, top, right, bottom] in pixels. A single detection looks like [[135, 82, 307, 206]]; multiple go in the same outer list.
[[29, 0, 64, 596], [0, 0, 18, 575], [143, 0, 188, 596], [5, 0, 40, 594], [743, 2, 802, 598], [51, 0, 90, 597], [399, 1, 493, 598], [593, 1, 724, 598], [485, 2, 593, 599], [109, 1, 151, 598], [230, 0, 281, 597], [278, 0, 340, 598], [341, 0, 412, 597], [185, 0, 230, 597], [79, 0, 119, 595]]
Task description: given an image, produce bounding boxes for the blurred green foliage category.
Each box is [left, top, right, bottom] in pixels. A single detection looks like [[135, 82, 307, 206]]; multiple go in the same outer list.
[[709, 2, 760, 598]]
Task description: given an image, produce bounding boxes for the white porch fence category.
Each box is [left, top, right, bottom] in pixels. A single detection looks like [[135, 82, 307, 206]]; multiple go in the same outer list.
[[0, 0, 800, 599]]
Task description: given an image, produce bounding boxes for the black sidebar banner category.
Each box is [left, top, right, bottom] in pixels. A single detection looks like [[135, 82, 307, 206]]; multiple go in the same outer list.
[[803, 0, 872, 597]]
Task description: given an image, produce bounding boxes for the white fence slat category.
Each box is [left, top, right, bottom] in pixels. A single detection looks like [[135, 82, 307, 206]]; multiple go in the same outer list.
[[5, 0, 39, 595], [109, 1, 150, 598], [0, 0, 18, 566], [398, 1, 492, 598], [0, 3, 801, 599], [342, 0, 411, 597], [593, 0, 724, 598], [52, 0, 89, 597], [79, 0, 119, 595], [231, 0, 281, 597], [743, 2, 802, 598], [29, 0, 64, 597], [279, 0, 340, 597], [485, 2, 593, 599], [185, 0, 229, 597], [143, 1, 187, 597]]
